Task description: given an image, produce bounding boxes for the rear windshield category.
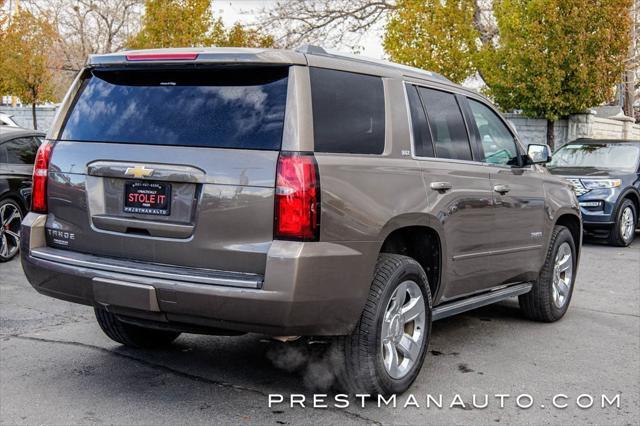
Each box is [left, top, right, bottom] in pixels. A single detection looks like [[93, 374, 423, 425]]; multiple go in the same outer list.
[[60, 67, 289, 150]]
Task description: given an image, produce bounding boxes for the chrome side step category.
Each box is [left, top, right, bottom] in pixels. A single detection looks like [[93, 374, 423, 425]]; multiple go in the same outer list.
[[432, 283, 533, 321]]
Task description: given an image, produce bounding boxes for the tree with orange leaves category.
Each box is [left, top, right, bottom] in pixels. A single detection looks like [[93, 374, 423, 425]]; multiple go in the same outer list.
[[0, 7, 60, 129]]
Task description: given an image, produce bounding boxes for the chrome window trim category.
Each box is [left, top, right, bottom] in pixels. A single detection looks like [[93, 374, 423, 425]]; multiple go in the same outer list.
[[403, 81, 490, 168], [402, 81, 534, 170]]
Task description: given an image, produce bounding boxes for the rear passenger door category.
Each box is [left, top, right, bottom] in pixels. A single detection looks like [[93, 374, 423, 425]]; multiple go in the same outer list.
[[407, 85, 496, 301], [464, 97, 546, 284]]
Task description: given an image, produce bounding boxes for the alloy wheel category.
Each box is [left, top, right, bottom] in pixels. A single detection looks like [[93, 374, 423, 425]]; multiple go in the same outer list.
[[620, 206, 635, 243], [0, 202, 22, 260], [551, 242, 573, 309], [380, 280, 426, 379]]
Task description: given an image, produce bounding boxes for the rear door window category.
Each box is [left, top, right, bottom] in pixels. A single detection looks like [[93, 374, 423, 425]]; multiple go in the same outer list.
[[61, 67, 289, 150], [310, 67, 385, 154], [3, 137, 39, 164], [406, 85, 434, 157], [418, 88, 472, 161]]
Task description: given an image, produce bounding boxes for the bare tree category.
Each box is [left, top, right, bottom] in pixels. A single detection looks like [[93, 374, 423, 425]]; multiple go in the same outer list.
[[19, 0, 142, 99], [258, 0, 393, 50], [24, 0, 143, 72], [259, 0, 496, 51]]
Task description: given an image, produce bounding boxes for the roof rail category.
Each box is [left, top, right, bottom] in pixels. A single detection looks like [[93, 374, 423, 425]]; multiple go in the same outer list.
[[295, 44, 452, 84], [295, 45, 328, 55]]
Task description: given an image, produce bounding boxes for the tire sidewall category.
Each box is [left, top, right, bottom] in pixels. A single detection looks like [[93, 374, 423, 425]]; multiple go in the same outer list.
[[371, 261, 432, 394], [547, 228, 577, 318], [94, 307, 180, 348]]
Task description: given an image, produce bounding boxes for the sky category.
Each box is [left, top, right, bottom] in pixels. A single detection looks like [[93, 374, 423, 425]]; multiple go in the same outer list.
[[212, 0, 387, 59], [213, 1, 484, 89]]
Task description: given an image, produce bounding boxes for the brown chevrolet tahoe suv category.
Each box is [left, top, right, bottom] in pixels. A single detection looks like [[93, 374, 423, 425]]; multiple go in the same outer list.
[[20, 46, 582, 395]]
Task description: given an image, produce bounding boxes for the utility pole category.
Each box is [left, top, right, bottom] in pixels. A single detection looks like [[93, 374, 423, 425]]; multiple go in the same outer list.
[[623, 1, 639, 118], [8, 0, 20, 107]]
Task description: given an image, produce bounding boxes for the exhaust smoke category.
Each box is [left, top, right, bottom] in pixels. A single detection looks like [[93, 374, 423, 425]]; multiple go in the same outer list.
[[265, 338, 342, 392]]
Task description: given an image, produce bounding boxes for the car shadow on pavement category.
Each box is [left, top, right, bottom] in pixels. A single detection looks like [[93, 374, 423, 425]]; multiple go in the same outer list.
[[3, 292, 587, 417], [103, 332, 311, 393], [582, 231, 639, 246], [86, 300, 530, 396]]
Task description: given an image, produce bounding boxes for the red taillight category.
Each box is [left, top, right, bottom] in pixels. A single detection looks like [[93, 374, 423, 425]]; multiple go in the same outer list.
[[31, 141, 53, 213], [274, 152, 320, 241], [125, 53, 199, 61]]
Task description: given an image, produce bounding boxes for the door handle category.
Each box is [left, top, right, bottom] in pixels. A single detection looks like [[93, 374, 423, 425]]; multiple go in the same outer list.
[[493, 184, 511, 194], [430, 182, 453, 192]]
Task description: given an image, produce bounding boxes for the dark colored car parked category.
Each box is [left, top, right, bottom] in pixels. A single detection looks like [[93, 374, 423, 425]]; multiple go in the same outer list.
[[20, 46, 581, 395], [548, 139, 640, 246], [0, 127, 44, 261]]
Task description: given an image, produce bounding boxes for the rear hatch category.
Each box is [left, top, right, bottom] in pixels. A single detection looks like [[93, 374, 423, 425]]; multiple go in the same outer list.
[[45, 65, 290, 274]]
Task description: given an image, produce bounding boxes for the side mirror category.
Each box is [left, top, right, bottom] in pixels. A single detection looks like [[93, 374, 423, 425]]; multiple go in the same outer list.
[[527, 144, 552, 164]]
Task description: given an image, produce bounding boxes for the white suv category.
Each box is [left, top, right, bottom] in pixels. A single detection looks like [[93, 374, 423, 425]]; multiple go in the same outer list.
[[0, 113, 19, 127]]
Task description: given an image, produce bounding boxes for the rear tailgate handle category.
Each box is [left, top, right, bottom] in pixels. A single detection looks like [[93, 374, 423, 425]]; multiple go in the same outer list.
[[430, 182, 453, 192], [493, 184, 511, 194], [87, 161, 206, 183]]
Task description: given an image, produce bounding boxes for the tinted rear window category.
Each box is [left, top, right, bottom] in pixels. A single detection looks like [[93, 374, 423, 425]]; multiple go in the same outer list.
[[61, 67, 289, 150], [310, 67, 385, 154], [2, 137, 39, 164], [418, 87, 472, 161], [407, 85, 434, 157]]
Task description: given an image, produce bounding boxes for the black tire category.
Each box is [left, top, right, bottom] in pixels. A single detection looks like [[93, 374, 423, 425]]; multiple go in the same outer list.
[[608, 199, 636, 247], [94, 307, 180, 348], [335, 254, 432, 396], [519, 225, 577, 322], [0, 198, 24, 263]]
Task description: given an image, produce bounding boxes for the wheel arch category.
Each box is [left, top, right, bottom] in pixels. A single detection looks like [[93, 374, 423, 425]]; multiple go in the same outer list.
[[554, 212, 582, 259], [377, 219, 443, 300], [0, 192, 28, 215], [619, 188, 640, 217]]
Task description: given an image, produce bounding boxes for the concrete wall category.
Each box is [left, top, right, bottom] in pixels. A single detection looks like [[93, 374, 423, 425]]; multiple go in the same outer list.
[[504, 113, 569, 146], [507, 112, 640, 148], [590, 117, 626, 139], [0, 106, 58, 131]]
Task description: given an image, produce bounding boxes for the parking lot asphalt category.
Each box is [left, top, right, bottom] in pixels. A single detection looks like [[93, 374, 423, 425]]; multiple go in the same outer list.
[[1, 240, 639, 425]]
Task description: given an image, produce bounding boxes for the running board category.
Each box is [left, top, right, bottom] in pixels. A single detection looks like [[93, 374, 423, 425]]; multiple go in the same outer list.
[[432, 283, 533, 321]]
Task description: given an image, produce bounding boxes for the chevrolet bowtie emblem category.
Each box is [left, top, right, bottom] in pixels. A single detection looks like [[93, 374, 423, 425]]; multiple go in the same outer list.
[[124, 165, 154, 179]]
